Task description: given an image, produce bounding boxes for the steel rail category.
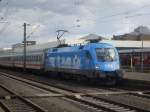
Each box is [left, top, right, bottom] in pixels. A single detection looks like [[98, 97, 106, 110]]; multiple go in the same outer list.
[[0, 71, 147, 112], [0, 84, 48, 112]]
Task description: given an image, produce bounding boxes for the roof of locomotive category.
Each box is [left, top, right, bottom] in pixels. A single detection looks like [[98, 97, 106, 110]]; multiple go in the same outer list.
[[47, 43, 114, 53]]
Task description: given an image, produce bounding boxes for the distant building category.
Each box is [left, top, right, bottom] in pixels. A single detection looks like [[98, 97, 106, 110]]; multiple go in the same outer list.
[[113, 26, 150, 41]]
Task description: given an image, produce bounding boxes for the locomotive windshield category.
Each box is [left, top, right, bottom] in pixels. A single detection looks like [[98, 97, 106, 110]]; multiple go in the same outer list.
[[96, 48, 117, 62]]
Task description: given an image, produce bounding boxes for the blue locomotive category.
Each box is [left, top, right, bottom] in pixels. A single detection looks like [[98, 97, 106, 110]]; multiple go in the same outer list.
[[0, 42, 123, 85], [45, 43, 123, 84]]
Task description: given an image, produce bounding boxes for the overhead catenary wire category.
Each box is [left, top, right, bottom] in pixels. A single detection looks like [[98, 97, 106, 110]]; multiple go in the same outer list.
[[98, 3, 150, 20], [26, 25, 40, 39], [0, 0, 10, 34], [0, 21, 10, 34], [70, 1, 150, 26], [125, 13, 150, 18]]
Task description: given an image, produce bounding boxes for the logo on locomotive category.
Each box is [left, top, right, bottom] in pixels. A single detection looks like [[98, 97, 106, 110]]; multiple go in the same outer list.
[[48, 55, 81, 69]]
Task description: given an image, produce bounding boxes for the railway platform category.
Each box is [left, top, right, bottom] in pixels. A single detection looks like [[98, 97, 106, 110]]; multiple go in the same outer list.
[[123, 71, 150, 89], [124, 72, 150, 82]]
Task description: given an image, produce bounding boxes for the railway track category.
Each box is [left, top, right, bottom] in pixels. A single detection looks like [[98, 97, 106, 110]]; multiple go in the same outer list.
[[0, 84, 48, 112], [105, 87, 150, 99], [0, 71, 149, 112]]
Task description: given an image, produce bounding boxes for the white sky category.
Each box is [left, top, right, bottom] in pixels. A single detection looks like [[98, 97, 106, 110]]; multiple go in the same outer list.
[[0, 0, 150, 47]]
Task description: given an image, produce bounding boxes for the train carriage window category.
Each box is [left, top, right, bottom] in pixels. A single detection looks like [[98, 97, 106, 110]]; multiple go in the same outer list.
[[37, 56, 39, 62], [31, 56, 33, 62], [27, 56, 29, 62], [28, 56, 29, 62], [38, 56, 40, 61], [38, 55, 41, 61], [32, 56, 34, 62], [39, 56, 42, 62], [30, 56, 32, 62], [35, 56, 37, 61], [28, 56, 30, 62], [33, 56, 35, 61], [29, 56, 31, 62], [37, 56, 39, 61], [31, 56, 32, 62], [20, 56, 23, 62], [36, 56, 38, 61], [34, 56, 36, 62]]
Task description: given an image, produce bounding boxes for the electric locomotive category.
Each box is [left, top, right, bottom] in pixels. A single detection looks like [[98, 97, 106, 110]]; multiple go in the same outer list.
[[45, 42, 123, 84]]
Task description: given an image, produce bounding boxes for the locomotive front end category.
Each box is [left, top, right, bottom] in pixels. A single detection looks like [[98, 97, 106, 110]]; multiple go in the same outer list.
[[93, 44, 123, 84]]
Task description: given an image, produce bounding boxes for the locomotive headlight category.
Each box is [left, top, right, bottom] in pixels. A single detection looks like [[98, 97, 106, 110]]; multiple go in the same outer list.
[[95, 64, 100, 69]]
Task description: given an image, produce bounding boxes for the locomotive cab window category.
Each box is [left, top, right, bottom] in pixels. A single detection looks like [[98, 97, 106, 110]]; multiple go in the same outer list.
[[96, 48, 117, 62]]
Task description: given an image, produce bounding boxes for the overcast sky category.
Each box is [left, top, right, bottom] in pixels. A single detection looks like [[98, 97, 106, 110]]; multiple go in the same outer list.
[[0, 0, 150, 47]]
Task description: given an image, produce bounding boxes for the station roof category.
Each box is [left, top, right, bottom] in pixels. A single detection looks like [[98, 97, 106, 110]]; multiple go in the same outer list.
[[101, 40, 150, 48]]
